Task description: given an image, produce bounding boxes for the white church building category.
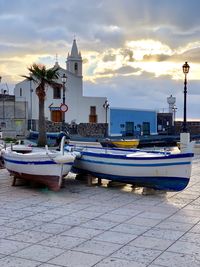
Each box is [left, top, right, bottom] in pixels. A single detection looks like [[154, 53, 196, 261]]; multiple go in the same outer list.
[[14, 39, 107, 125]]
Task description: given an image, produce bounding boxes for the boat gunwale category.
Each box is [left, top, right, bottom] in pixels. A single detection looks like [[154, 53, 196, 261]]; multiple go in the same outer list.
[[78, 150, 194, 160]]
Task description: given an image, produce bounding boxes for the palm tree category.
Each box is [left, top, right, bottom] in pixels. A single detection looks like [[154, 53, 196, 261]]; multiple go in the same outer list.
[[23, 64, 60, 147]]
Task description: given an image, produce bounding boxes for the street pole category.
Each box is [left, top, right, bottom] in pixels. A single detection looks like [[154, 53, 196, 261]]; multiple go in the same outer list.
[[183, 73, 187, 132], [103, 99, 109, 137], [30, 77, 33, 130], [61, 74, 67, 132], [180, 62, 190, 152], [182, 62, 190, 133]]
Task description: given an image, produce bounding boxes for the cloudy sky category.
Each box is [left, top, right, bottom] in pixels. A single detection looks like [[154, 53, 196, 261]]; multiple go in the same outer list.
[[0, 0, 200, 120]]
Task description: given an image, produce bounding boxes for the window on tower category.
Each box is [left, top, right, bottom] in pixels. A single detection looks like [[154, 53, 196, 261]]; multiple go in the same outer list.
[[74, 63, 78, 73]]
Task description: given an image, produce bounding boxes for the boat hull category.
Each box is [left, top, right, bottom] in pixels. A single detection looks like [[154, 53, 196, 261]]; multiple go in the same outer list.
[[3, 148, 74, 191], [72, 148, 193, 191], [8, 170, 64, 191]]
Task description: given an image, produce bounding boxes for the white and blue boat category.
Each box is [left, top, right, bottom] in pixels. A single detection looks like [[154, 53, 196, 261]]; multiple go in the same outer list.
[[70, 146, 194, 191], [2, 137, 77, 191]]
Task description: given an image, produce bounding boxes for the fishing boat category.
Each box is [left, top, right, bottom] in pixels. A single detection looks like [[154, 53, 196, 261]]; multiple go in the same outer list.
[[2, 137, 77, 191], [70, 145, 194, 191], [28, 130, 70, 146], [100, 139, 139, 148]]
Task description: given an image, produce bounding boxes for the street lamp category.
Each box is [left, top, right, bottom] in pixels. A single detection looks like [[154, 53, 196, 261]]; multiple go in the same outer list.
[[103, 99, 109, 137], [61, 73, 67, 131], [182, 62, 190, 132]]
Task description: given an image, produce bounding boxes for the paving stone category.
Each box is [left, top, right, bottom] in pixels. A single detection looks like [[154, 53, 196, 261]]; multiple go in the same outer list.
[[97, 213, 132, 223], [80, 219, 118, 230], [32, 222, 72, 234], [61, 226, 104, 239], [40, 234, 86, 249], [6, 219, 43, 230], [53, 214, 89, 226], [111, 223, 149, 235], [7, 230, 52, 244], [143, 228, 185, 241], [39, 264, 61, 267], [49, 250, 103, 267], [167, 240, 200, 256], [137, 211, 171, 220], [0, 238, 30, 255], [125, 216, 161, 227], [166, 214, 200, 224], [129, 236, 173, 250], [27, 213, 63, 223], [112, 245, 162, 265], [13, 244, 65, 262], [73, 239, 122, 256], [0, 256, 40, 267], [189, 223, 200, 233], [0, 226, 22, 238], [155, 220, 193, 232], [179, 232, 200, 245], [153, 251, 200, 267], [94, 257, 145, 267], [93, 230, 137, 244]]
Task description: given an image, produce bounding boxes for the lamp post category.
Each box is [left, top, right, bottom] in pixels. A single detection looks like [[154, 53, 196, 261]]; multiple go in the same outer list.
[[61, 73, 67, 131], [182, 62, 190, 132], [103, 99, 109, 137]]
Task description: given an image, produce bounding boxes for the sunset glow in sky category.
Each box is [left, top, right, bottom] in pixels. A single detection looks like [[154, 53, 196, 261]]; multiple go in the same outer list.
[[0, 0, 200, 119]]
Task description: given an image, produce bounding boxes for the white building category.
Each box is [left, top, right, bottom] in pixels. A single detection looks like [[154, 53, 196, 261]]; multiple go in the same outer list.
[[14, 39, 107, 125]]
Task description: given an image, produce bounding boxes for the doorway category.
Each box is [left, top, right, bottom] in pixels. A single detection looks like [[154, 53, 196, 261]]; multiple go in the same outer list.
[[51, 110, 62, 122], [125, 121, 134, 136]]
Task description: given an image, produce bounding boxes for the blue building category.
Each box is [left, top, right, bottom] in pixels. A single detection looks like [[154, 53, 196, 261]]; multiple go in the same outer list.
[[109, 107, 157, 137]]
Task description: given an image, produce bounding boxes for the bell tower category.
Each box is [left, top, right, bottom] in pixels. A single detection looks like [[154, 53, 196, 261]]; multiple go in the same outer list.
[[66, 39, 82, 77]]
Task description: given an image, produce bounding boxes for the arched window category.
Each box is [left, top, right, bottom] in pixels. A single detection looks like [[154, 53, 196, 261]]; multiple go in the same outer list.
[[19, 88, 22, 97], [74, 62, 78, 74]]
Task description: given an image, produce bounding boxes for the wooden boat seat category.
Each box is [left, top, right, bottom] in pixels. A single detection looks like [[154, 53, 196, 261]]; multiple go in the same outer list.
[[12, 145, 32, 154]]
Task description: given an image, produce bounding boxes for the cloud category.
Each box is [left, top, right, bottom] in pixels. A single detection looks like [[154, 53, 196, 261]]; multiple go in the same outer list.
[[143, 54, 171, 62], [1, 0, 200, 119]]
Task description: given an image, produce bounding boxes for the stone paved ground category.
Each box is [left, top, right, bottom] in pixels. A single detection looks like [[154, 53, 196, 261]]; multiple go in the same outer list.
[[0, 155, 200, 267]]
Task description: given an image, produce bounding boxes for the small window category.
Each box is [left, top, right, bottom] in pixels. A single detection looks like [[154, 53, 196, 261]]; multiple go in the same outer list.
[[53, 86, 61, 99], [19, 88, 22, 97], [74, 63, 78, 73], [90, 106, 96, 115]]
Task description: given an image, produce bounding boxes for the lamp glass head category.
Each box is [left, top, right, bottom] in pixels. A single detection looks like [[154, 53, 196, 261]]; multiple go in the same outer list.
[[182, 62, 190, 74], [62, 73, 67, 83]]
